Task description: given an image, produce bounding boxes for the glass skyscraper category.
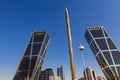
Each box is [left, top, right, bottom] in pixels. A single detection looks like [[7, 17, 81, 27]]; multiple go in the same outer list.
[[13, 32, 50, 80], [57, 65, 64, 80], [85, 26, 120, 80]]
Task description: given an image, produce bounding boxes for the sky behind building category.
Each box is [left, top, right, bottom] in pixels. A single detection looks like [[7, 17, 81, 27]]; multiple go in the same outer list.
[[0, 0, 120, 80]]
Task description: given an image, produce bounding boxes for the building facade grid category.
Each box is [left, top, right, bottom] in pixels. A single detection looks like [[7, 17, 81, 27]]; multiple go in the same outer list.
[[13, 32, 50, 80], [85, 26, 120, 80]]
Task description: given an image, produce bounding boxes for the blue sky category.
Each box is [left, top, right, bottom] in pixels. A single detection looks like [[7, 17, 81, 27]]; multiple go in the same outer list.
[[0, 0, 120, 80]]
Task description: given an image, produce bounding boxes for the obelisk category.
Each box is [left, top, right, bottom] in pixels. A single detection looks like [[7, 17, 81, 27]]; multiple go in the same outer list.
[[65, 8, 76, 80]]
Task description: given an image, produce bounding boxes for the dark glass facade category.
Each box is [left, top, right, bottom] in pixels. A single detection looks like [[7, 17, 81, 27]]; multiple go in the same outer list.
[[57, 65, 64, 80], [13, 32, 50, 80], [85, 26, 120, 80]]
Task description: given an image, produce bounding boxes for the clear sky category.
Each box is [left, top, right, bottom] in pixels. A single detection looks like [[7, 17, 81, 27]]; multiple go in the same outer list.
[[0, 0, 120, 80]]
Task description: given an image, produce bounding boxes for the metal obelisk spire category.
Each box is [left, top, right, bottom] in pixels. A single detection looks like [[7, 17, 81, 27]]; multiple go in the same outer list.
[[65, 8, 76, 80]]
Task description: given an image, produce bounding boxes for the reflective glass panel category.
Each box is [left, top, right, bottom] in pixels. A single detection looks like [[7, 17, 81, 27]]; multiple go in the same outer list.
[[30, 56, 37, 70], [103, 29, 109, 37], [90, 29, 104, 38], [14, 71, 28, 80], [19, 57, 29, 71], [116, 66, 120, 77], [111, 51, 120, 64], [25, 44, 31, 55], [103, 51, 113, 65], [32, 43, 41, 55], [90, 41, 99, 55], [96, 39, 108, 50], [96, 53, 107, 68], [85, 30, 92, 43], [111, 67, 117, 77], [107, 38, 117, 49]]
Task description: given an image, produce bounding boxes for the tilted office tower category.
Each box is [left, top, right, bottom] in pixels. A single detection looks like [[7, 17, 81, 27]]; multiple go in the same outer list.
[[13, 32, 50, 80], [85, 26, 120, 80]]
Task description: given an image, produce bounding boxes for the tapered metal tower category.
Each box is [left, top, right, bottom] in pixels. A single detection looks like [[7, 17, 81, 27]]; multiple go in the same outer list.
[[65, 8, 76, 80]]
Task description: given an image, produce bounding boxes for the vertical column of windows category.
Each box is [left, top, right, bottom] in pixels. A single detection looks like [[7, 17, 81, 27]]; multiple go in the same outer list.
[[102, 27, 119, 79]]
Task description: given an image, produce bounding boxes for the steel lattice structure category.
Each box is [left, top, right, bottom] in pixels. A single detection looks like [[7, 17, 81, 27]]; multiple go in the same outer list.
[[13, 32, 50, 80], [85, 26, 120, 80]]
